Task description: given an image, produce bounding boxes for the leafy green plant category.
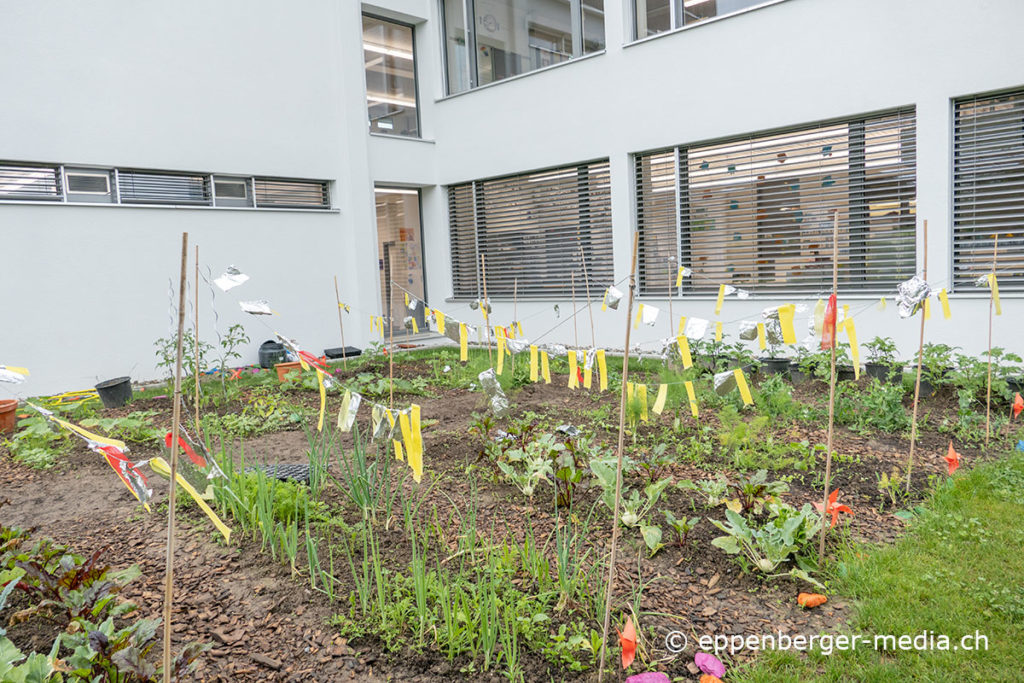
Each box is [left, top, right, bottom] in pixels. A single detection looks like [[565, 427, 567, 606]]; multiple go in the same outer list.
[[154, 328, 213, 379], [3, 414, 70, 469], [835, 379, 909, 434], [678, 475, 730, 508], [864, 336, 898, 365], [709, 503, 821, 573], [81, 411, 162, 445], [877, 467, 908, 512], [497, 445, 553, 498], [921, 342, 959, 390], [726, 469, 789, 515], [663, 509, 700, 545]]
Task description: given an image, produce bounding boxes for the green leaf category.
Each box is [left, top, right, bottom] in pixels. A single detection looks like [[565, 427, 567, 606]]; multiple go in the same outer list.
[[711, 535, 741, 554], [641, 525, 663, 554]]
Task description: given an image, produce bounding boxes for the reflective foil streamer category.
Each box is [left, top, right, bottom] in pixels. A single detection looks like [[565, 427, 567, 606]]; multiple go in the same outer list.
[[684, 317, 709, 341], [605, 286, 624, 310], [714, 370, 737, 396], [896, 276, 932, 318], [478, 368, 510, 418]]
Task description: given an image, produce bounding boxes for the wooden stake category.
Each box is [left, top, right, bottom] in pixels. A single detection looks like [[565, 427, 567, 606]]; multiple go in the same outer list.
[[817, 212, 839, 563], [579, 246, 597, 349], [986, 234, 999, 446], [513, 277, 519, 331], [907, 220, 928, 492], [333, 275, 348, 370], [193, 245, 200, 436], [162, 232, 189, 682], [597, 231, 640, 681], [571, 271, 579, 350], [480, 254, 494, 370], [667, 259, 675, 342], [388, 301, 394, 410]]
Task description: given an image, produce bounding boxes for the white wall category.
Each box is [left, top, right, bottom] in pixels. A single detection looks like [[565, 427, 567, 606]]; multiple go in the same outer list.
[[3, 0, 1022, 397]]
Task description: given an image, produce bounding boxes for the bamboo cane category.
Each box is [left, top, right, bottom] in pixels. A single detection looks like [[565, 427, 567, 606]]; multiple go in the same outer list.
[[481, 254, 494, 370], [333, 275, 348, 370], [571, 271, 579, 350], [193, 245, 200, 436], [986, 234, 999, 446], [579, 246, 597, 349], [162, 232, 189, 683], [597, 231, 640, 681], [907, 220, 928, 492], [818, 212, 839, 563], [668, 258, 675, 343]]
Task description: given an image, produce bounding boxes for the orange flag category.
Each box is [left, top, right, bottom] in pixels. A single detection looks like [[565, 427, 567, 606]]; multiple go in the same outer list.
[[945, 441, 961, 475], [618, 616, 637, 669], [820, 294, 837, 350], [1013, 393, 1023, 419]]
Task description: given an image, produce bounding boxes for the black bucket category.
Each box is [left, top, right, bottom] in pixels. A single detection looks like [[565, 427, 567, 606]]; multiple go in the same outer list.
[[95, 377, 133, 409], [258, 340, 286, 369]]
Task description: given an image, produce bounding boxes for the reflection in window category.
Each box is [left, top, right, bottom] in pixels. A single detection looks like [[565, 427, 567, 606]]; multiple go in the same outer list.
[[635, 109, 918, 294], [443, 0, 605, 94], [636, 0, 783, 39], [363, 15, 419, 137]]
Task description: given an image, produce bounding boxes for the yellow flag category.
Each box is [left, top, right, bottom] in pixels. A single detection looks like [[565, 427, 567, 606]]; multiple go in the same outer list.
[[597, 349, 608, 392], [756, 323, 767, 351], [715, 284, 726, 315], [53, 418, 126, 451], [516, 321, 523, 337], [878, 297, 887, 311], [924, 298, 931, 321], [541, 351, 551, 384], [496, 330, 505, 376], [337, 390, 352, 432], [989, 273, 1002, 316], [409, 404, 423, 483], [315, 369, 327, 432], [778, 304, 797, 344], [845, 318, 861, 381], [678, 315, 687, 336], [378, 317, 385, 337], [652, 383, 668, 415], [568, 350, 579, 389], [638, 384, 649, 422], [813, 299, 825, 336], [393, 439, 404, 461], [601, 290, 608, 311], [634, 304, 644, 330], [939, 288, 952, 319], [715, 321, 723, 342], [459, 323, 468, 361], [411, 318, 419, 334], [151, 457, 230, 542], [677, 334, 692, 369], [675, 266, 684, 288], [685, 380, 698, 418], [530, 345, 539, 382], [734, 368, 753, 406], [582, 350, 592, 389], [404, 292, 410, 307], [434, 309, 446, 335]]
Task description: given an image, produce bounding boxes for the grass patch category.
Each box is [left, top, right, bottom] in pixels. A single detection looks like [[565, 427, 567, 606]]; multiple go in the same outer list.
[[735, 452, 1024, 682]]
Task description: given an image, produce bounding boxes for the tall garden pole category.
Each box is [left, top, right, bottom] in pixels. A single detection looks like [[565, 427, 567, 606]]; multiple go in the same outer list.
[[817, 212, 839, 563], [193, 245, 200, 435], [667, 258, 675, 343], [333, 275, 349, 370], [598, 231, 639, 681], [579, 246, 597, 349], [480, 254, 494, 370], [571, 271, 580, 350], [907, 220, 928, 492], [162, 232, 189, 683], [985, 234, 999, 446]]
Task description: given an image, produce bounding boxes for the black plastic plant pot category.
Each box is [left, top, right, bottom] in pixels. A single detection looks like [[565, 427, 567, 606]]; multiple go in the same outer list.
[[888, 364, 906, 386], [1008, 377, 1024, 394], [837, 365, 857, 382], [95, 377, 132, 409], [759, 358, 791, 376], [258, 340, 286, 369], [324, 346, 362, 360], [789, 362, 809, 385]]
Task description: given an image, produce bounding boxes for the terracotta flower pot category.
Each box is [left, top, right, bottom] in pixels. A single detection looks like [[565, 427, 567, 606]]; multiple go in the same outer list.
[[0, 399, 18, 434], [275, 361, 302, 382]]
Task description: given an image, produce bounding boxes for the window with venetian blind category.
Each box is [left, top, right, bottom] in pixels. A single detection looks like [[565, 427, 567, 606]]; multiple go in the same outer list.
[[448, 160, 614, 298], [635, 108, 918, 295], [953, 88, 1024, 292]]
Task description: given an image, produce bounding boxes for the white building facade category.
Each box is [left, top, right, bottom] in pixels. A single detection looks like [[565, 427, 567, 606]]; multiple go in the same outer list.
[[2, 0, 1022, 395]]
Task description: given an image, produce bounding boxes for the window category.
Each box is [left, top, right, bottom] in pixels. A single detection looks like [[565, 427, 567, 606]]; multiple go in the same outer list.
[[253, 178, 330, 209], [635, 108, 917, 295], [448, 160, 613, 298], [118, 170, 211, 205], [363, 15, 419, 137], [0, 163, 62, 201], [635, 0, 784, 39], [0, 159, 331, 210], [443, 0, 605, 94], [953, 88, 1024, 292]]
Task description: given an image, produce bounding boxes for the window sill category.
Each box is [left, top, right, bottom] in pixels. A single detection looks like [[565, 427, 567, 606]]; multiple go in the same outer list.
[[436, 50, 606, 102], [625, 0, 791, 50], [369, 133, 436, 145], [0, 200, 339, 213]]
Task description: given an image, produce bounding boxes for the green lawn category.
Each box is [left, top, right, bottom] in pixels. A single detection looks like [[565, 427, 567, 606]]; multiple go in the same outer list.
[[735, 451, 1024, 682]]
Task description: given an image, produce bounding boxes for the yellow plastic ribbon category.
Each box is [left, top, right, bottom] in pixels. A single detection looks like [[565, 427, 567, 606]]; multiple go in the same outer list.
[[845, 318, 861, 381], [715, 284, 726, 315], [652, 383, 668, 415], [715, 322, 723, 342], [53, 418, 126, 451], [756, 323, 767, 351], [939, 288, 952, 319], [393, 439, 404, 461], [989, 273, 1002, 316], [678, 315, 687, 336], [496, 329, 505, 376], [685, 380, 698, 418], [582, 350, 592, 389], [411, 318, 419, 334], [597, 349, 608, 392], [315, 369, 327, 432], [568, 350, 579, 389], [337, 390, 352, 432], [675, 266, 685, 288], [601, 290, 608, 311], [813, 299, 825, 336], [400, 408, 423, 483], [734, 369, 753, 406], [530, 345, 539, 382], [459, 323, 468, 361], [541, 351, 551, 384], [638, 384, 649, 422], [677, 334, 692, 369], [878, 297, 887, 311], [778, 304, 797, 344], [634, 304, 644, 330], [404, 292, 410, 307], [434, 309, 446, 335], [516, 321, 523, 337], [923, 298, 931, 321], [151, 457, 231, 543]]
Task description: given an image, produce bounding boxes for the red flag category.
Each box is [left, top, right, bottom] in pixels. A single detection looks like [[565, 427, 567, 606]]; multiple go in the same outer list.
[[1013, 393, 1023, 419], [618, 616, 637, 669], [164, 432, 208, 468], [945, 441, 961, 475], [95, 444, 151, 506], [820, 294, 837, 350], [298, 350, 328, 372]]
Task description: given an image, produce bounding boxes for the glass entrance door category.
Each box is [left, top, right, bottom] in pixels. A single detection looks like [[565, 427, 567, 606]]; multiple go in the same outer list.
[[375, 187, 426, 335]]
